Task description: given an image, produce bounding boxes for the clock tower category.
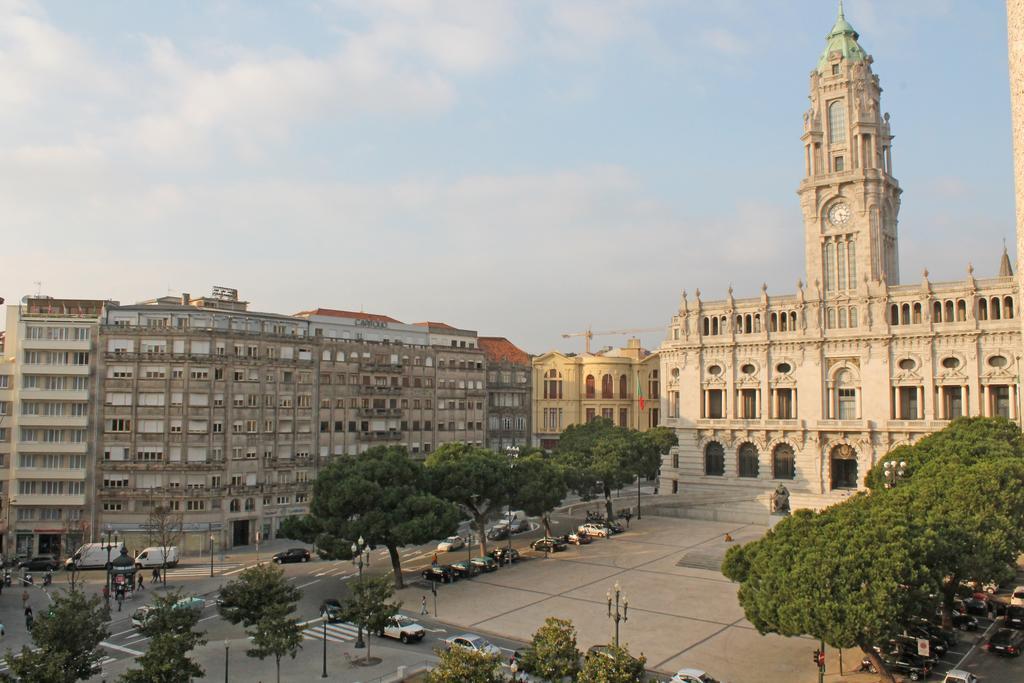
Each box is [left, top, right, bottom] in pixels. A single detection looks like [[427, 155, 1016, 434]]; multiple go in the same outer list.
[[798, 2, 902, 298]]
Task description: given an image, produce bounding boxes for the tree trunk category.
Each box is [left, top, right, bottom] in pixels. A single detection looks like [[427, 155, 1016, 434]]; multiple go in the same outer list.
[[387, 544, 404, 590], [543, 515, 553, 538], [474, 513, 488, 557], [366, 628, 372, 663], [940, 574, 958, 632], [860, 643, 896, 683], [603, 483, 613, 519]]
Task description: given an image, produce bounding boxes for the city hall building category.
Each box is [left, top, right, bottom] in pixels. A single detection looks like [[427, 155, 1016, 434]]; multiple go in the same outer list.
[[658, 6, 1022, 509]]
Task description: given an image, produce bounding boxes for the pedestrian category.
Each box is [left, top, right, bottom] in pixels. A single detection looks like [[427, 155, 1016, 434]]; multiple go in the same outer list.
[[420, 595, 428, 615], [102, 585, 110, 604], [20, 590, 28, 610], [137, 573, 144, 590], [152, 567, 160, 583], [431, 552, 438, 566], [116, 589, 124, 612]]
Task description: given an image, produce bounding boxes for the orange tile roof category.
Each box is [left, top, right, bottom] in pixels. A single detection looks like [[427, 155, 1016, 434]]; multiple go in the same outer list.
[[294, 308, 402, 324], [412, 321, 456, 330], [478, 336, 530, 364]]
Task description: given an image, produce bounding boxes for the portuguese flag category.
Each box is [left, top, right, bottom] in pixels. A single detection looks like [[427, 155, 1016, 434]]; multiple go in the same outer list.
[[637, 381, 645, 411]]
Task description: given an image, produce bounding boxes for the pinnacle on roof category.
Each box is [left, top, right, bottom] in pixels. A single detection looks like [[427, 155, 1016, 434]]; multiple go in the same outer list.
[[817, 0, 868, 73], [999, 244, 1015, 277]]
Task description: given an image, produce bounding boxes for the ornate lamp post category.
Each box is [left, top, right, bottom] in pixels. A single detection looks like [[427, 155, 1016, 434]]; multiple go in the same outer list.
[[351, 536, 370, 649], [882, 460, 907, 489], [209, 524, 215, 578], [321, 618, 328, 678], [223, 640, 229, 683], [607, 581, 628, 647], [102, 524, 118, 597], [506, 446, 520, 554]]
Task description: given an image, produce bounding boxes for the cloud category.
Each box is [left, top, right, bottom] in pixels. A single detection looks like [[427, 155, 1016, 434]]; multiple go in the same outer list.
[[700, 28, 749, 57]]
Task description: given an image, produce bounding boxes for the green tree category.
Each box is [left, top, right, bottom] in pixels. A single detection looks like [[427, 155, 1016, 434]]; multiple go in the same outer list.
[[722, 495, 943, 682], [555, 419, 640, 519], [577, 644, 646, 683], [119, 591, 206, 683], [247, 603, 303, 683], [427, 646, 502, 683], [341, 575, 401, 663], [521, 617, 580, 681], [5, 590, 110, 683], [426, 443, 512, 556], [294, 446, 460, 588], [509, 454, 568, 537], [218, 563, 300, 627]]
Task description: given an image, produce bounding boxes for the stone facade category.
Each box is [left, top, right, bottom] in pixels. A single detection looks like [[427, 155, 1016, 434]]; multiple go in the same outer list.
[[658, 6, 1022, 509], [533, 339, 661, 450], [478, 337, 532, 452]]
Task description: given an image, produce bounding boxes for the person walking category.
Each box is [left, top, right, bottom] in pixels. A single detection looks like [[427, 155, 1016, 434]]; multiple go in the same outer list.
[[24, 606, 32, 631], [431, 552, 438, 566], [420, 595, 428, 615], [137, 573, 144, 591], [152, 567, 160, 584]]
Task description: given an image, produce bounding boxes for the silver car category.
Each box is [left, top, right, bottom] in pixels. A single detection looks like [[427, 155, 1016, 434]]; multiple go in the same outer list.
[[444, 633, 501, 657]]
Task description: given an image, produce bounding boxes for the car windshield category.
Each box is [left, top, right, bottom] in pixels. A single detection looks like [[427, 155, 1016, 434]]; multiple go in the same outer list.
[[445, 537, 460, 543], [393, 616, 413, 627], [467, 636, 489, 649], [991, 630, 1014, 643]]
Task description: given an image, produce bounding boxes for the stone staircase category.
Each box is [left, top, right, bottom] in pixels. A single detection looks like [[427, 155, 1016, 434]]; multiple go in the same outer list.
[[644, 486, 861, 525]]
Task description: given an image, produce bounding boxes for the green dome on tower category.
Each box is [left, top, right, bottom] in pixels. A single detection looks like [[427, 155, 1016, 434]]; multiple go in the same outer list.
[[817, 1, 867, 73]]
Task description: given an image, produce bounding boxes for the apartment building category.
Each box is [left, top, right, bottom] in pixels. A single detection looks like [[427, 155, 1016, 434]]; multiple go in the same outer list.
[[0, 333, 12, 556], [3, 297, 107, 558], [414, 322, 487, 449], [478, 337, 532, 452]]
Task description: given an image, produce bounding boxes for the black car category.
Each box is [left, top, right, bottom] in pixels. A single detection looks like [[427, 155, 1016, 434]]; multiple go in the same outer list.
[[956, 596, 988, 616], [875, 651, 932, 681], [987, 628, 1024, 656], [320, 599, 343, 623], [18, 555, 59, 571], [1005, 605, 1024, 629], [486, 526, 510, 541], [604, 522, 625, 535], [421, 566, 455, 584], [447, 561, 478, 579], [908, 619, 957, 649], [531, 537, 567, 553], [488, 548, 520, 565], [948, 610, 979, 631], [272, 548, 311, 564]]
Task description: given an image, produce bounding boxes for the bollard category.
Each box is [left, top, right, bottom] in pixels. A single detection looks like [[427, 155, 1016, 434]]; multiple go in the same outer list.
[[397, 665, 406, 678]]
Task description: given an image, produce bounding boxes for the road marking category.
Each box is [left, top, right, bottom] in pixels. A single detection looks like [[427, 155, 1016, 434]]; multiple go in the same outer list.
[[101, 641, 144, 656], [110, 627, 136, 637], [222, 563, 259, 576], [341, 574, 355, 581], [123, 636, 149, 646], [297, 579, 320, 589], [422, 627, 447, 633], [949, 618, 1000, 671], [198, 614, 219, 622], [301, 621, 361, 644]]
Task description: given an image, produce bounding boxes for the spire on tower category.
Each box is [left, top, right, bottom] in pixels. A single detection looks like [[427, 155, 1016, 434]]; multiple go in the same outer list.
[[818, 1, 867, 72], [999, 241, 1015, 277]]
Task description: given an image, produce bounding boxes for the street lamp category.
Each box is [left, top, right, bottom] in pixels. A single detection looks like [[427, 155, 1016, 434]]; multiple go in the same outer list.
[[223, 640, 229, 683], [102, 524, 118, 597], [321, 618, 328, 678], [351, 536, 370, 649], [607, 581, 628, 647], [209, 524, 215, 578], [882, 460, 907, 489], [506, 446, 520, 554]]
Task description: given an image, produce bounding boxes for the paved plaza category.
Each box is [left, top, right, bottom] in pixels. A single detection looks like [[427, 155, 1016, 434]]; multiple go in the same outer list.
[[397, 514, 866, 683]]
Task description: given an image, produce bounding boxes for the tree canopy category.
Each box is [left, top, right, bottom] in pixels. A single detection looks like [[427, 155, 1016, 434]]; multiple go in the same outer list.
[[554, 418, 644, 518], [218, 563, 300, 628], [247, 603, 303, 683], [509, 453, 568, 536], [521, 617, 580, 681], [427, 646, 502, 683], [340, 575, 401, 663], [577, 644, 646, 683], [119, 591, 206, 683]]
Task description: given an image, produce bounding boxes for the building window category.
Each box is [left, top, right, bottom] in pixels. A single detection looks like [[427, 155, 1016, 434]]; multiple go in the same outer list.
[[706, 389, 724, 419], [618, 408, 628, 427], [737, 443, 759, 478], [772, 444, 795, 480], [740, 389, 758, 419], [828, 100, 846, 144], [837, 389, 857, 420], [619, 375, 628, 399], [896, 386, 921, 420], [704, 442, 725, 476], [834, 155, 845, 172], [990, 385, 1011, 418], [601, 375, 613, 399], [671, 452, 679, 469], [942, 386, 963, 420], [775, 389, 794, 419], [824, 242, 836, 292], [585, 375, 595, 399], [585, 408, 596, 423]]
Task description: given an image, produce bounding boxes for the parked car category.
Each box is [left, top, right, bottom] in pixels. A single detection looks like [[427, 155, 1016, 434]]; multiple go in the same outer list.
[[421, 566, 455, 584], [567, 531, 592, 545], [942, 670, 978, 683], [380, 615, 425, 644], [604, 521, 625, 534], [437, 536, 465, 552], [447, 561, 478, 579], [445, 633, 501, 656], [510, 518, 531, 534], [1012, 586, 1024, 607], [531, 537, 567, 553], [486, 526, 510, 541], [987, 627, 1024, 656], [469, 556, 498, 572], [935, 609, 980, 631], [18, 555, 59, 571], [65, 542, 125, 570], [488, 547, 520, 565], [872, 651, 932, 681], [320, 598, 343, 623], [578, 523, 610, 538], [1006, 605, 1024, 628], [955, 596, 988, 616], [671, 669, 720, 683], [908, 618, 957, 649], [134, 546, 179, 569], [272, 548, 310, 564]]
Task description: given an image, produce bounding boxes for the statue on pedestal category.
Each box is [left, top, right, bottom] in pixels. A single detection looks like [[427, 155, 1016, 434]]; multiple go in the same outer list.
[[771, 484, 791, 514]]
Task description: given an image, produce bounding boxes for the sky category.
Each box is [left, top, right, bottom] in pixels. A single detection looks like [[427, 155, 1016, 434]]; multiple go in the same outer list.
[[0, 0, 1015, 354]]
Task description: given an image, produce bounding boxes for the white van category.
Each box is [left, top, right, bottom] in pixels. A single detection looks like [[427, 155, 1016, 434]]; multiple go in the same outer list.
[[134, 546, 179, 569], [65, 542, 125, 570]]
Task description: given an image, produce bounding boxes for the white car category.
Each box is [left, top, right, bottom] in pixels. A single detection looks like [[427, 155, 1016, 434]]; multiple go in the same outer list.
[[1011, 585, 1024, 606], [444, 633, 501, 657], [671, 669, 719, 683], [943, 670, 979, 683], [437, 536, 465, 552], [381, 615, 425, 644], [578, 523, 609, 538]]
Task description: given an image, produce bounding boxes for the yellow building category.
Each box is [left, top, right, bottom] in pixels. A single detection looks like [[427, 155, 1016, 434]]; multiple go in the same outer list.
[[532, 339, 661, 449]]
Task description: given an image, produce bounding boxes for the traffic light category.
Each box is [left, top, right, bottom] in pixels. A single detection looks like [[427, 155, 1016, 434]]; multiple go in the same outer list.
[[812, 649, 820, 665], [816, 650, 826, 669]]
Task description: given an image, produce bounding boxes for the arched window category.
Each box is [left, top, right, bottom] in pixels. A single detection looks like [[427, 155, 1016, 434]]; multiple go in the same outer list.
[[838, 307, 847, 328], [770, 312, 778, 332], [945, 300, 955, 322], [744, 314, 752, 334], [544, 369, 563, 399], [229, 499, 240, 513], [619, 375, 628, 398], [754, 314, 761, 332], [847, 240, 856, 287], [704, 442, 725, 476], [601, 374, 613, 399], [992, 297, 1002, 320], [890, 304, 900, 325], [827, 308, 836, 329], [738, 443, 759, 478], [837, 240, 846, 289], [849, 306, 858, 328], [957, 299, 967, 321], [780, 312, 788, 331], [703, 317, 710, 336], [933, 301, 942, 323], [671, 452, 679, 469], [835, 369, 858, 420], [735, 315, 743, 333], [1005, 296, 1015, 319], [828, 100, 846, 144], [900, 303, 910, 325], [244, 498, 255, 511], [773, 444, 796, 480], [711, 317, 719, 335], [824, 242, 836, 291], [789, 312, 798, 330], [978, 298, 988, 321], [585, 375, 595, 399], [912, 303, 922, 324]]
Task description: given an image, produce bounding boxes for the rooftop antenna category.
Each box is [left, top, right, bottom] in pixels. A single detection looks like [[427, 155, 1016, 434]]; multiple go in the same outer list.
[[33, 281, 41, 296]]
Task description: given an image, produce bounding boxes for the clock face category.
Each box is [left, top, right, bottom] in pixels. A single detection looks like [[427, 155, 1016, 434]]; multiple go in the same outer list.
[[828, 202, 851, 226]]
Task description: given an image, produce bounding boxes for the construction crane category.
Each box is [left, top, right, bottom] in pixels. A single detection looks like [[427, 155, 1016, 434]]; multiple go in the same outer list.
[[561, 326, 665, 354]]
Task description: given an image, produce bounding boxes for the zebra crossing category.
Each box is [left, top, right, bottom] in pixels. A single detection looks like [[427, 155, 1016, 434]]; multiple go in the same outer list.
[[301, 619, 361, 644], [158, 562, 245, 578]]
